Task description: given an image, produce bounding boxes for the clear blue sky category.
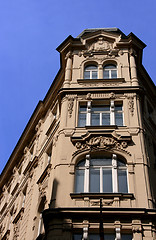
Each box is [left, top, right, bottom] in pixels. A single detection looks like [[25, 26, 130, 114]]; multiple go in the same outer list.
[[0, 0, 156, 173]]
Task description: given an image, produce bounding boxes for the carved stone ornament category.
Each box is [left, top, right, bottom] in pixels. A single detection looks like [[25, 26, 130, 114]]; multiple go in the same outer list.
[[13, 223, 20, 240], [128, 96, 134, 116], [73, 136, 131, 156], [35, 119, 43, 133], [81, 37, 119, 58], [68, 98, 74, 118]]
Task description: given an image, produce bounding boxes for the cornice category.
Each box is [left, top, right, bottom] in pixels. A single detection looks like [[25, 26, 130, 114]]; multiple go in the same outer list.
[[0, 102, 43, 188]]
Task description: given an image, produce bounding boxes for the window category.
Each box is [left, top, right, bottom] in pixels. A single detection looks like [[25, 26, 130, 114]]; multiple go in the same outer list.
[[75, 154, 128, 193], [78, 101, 123, 127], [73, 234, 132, 240], [84, 65, 98, 79], [103, 64, 117, 79]]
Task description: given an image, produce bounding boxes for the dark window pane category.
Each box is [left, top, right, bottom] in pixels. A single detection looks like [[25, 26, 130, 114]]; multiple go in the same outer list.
[[111, 70, 117, 78], [104, 65, 116, 69], [118, 170, 128, 193], [104, 234, 116, 240], [102, 113, 110, 125], [90, 158, 112, 166], [115, 105, 122, 111], [85, 65, 97, 70], [117, 160, 126, 167], [91, 113, 100, 125], [78, 113, 86, 127], [75, 170, 84, 193], [79, 106, 87, 112], [84, 71, 90, 79], [104, 70, 109, 79], [90, 168, 100, 192], [92, 71, 98, 79], [73, 234, 82, 240], [103, 169, 112, 192], [115, 113, 123, 126], [122, 234, 133, 240], [89, 235, 100, 240], [77, 160, 85, 167], [92, 106, 110, 112]]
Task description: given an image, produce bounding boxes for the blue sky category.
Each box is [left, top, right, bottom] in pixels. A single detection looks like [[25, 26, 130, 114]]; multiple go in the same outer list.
[[0, 0, 156, 173]]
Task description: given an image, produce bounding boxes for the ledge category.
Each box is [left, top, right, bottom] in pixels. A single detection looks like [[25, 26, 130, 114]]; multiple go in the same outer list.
[[37, 164, 52, 184], [77, 78, 125, 84], [70, 193, 134, 199], [23, 156, 38, 175], [13, 207, 24, 224]]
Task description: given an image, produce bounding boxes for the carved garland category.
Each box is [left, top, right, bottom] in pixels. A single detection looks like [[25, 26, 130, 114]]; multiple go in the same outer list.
[[74, 136, 131, 156], [68, 98, 74, 118], [128, 96, 134, 116]]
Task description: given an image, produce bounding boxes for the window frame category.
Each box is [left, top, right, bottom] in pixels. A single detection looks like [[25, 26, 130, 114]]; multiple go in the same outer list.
[[103, 64, 117, 79], [78, 100, 124, 127], [75, 154, 128, 194], [84, 65, 98, 79]]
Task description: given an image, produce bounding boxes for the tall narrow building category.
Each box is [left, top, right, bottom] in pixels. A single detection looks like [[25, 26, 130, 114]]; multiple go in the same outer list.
[[0, 28, 156, 240]]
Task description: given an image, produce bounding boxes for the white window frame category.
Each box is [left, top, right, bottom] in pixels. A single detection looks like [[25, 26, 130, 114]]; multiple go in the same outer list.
[[78, 101, 123, 127], [84, 65, 98, 79], [75, 154, 128, 194], [103, 64, 117, 79]]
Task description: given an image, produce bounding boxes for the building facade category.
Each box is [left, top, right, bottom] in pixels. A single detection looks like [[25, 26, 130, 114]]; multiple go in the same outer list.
[[0, 28, 156, 240]]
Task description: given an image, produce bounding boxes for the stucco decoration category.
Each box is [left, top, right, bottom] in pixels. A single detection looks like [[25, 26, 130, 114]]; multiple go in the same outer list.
[[13, 224, 19, 240], [128, 96, 134, 116], [80, 37, 119, 58], [68, 98, 74, 118], [73, 136, 131, 156]]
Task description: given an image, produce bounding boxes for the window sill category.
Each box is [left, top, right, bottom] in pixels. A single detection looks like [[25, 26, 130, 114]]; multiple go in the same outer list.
[[77, 78, 125, 83], [70, 193, 134, 200]]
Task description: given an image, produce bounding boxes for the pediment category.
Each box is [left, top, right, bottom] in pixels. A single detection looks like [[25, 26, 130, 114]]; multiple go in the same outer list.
[[81, 30, 121, 45], [80, 32, 122, 56]]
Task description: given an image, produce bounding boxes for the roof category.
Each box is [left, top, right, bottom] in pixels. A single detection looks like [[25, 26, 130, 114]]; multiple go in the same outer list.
[[77, 28, 126, 38]]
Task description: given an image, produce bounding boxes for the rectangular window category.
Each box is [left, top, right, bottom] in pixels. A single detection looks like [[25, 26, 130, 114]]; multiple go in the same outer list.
[[78, 106, 87, 127], [115, 105, 123, 126], [90, 168, 100, 192], [84, 71, 90, 79], [103, 169, 112, 192], [78, 102, 123, 127], [118, 169, 128, 193], [92, 71, 98, 79], [75, 169, 84, 193]]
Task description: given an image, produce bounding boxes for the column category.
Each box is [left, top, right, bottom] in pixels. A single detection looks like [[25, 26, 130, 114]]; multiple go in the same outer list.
[[64, 52, 72, 88], [130, 50, 139, 86]]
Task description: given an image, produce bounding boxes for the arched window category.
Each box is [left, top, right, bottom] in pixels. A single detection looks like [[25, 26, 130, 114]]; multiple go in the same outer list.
[[103, 64, 117, 79], [84, 65, 98, 79], [75, 154, 128, 193]]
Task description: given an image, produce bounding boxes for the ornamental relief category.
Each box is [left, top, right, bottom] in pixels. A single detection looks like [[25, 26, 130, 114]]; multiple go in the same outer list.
[[79, 37, 119, 58], [125, 93, 135, 117], [68, 98, 74, 118], [73, 136, 131, 156], [86, 92, 116, 100]]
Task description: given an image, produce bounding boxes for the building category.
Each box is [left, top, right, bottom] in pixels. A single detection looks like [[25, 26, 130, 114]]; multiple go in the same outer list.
[[0, 28, 156, 240]]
